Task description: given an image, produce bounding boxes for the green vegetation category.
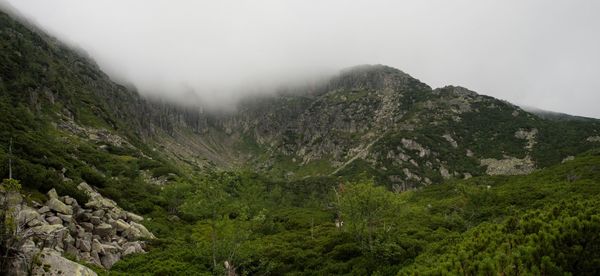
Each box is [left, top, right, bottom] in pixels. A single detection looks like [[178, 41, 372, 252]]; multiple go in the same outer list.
[[106, 151, 600, 275]]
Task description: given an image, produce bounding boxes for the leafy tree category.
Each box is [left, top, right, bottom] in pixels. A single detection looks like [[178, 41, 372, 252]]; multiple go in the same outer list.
[[338, 179, 397, 253]]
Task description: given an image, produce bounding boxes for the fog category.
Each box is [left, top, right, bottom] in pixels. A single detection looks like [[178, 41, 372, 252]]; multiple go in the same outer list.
[[5, 0, 600, 117]]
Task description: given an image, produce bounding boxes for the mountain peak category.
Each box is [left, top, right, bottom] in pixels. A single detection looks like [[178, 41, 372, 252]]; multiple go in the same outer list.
[[327, 64, 427, 92]]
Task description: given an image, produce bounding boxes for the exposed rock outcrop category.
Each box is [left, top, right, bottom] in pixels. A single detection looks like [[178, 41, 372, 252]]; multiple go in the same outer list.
[[1, 182, 154, 275]]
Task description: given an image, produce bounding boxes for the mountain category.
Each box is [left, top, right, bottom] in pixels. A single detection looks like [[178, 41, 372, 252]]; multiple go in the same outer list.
[[1, 7, 600, 275]]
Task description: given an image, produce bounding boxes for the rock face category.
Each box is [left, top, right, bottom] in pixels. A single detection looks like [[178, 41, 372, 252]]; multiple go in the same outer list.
[[1, 182, 154, 275]]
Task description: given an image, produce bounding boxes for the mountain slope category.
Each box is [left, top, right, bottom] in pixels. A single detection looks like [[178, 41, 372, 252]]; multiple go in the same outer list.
[[2, 6, 600, 195], [2, 5, 600, 275]]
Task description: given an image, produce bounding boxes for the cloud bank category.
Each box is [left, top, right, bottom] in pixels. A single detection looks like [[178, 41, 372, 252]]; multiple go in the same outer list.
[[6, 0, 600, 117]]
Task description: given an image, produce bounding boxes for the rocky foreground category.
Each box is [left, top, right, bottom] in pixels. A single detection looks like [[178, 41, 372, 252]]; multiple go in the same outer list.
[[1, 182, 155, 275]]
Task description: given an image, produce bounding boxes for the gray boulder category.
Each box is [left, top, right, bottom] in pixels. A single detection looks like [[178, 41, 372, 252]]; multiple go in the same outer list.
[[47, 188, 59, 200], [31, 248, 97, 276], [101, 252, 121, 269], [18, 206, 43, 227], [37, 206, 50, 214], [126, 212, 144, 222], [47, 198, 73, 215], [93, 223, 113, 237], [46, 216, 63, 225]]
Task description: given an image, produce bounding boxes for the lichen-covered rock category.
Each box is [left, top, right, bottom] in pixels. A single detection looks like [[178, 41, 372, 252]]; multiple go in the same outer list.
[[130, 221, 155, 239], [115, 219, 131, 231], [122, 241, 145, 256], [46, 216, 63, 225], [8, 182, 154, 273], [126, 212, 144, 222], [94, 223, 114, 237], [47, 188, 59, 200], [31, 248, 97, 276], [101, 252, 121, 269], [18, 206, 43, 227], [47, 198, 73, 215]]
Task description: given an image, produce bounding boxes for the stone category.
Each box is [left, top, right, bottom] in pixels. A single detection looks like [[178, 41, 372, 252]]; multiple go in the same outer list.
[[81, 222, 95, 233], [46, 216, 63, 225], [90, 216, 102, 225], [78, 182, 95, 195], [101, 252, 121, 269], [78, 212, 92, 222], [64, 234, 75, 247], [89, 250, 102, 267], [92, 209, 105, 218], [126, 212, 144, 222], [31, 248, 97, 276], [76, 225, 86, 238], [18, 206, 43, 227], [101, 243, 119, 254], [30, 224, 65, 237], [58, 213, 73, 223], [77, 239, 91, 252], [64, 196, 77, 206], [47, 198, 73, 215], [122, 241, 144, 256], [129, 222, 155, 239], [93, 223, 113, 237], [115, 219, 131, 231], [65, 243, 79, 258], [92, 239, 104, 254], [124, 226, 142, 240], [47, 188, 59, 200], [37, 206, 51, 214]]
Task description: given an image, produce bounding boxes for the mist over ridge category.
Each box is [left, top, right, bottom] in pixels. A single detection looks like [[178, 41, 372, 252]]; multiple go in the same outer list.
[[4, 0, 600, 117]]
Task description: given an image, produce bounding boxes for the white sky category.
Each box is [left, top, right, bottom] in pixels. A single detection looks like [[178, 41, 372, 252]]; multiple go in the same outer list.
[[5, 0, 600, 117]]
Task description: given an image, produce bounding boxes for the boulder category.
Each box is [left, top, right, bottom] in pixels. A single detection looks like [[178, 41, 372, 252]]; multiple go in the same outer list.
[[30, 224, 65, 237], [90, 216, 102, 225], [115, 219, 131, 232], [18, 206, 43, 227], [47, 188, 59, 200], [91, 239, 104, 254], [47, 198, 73, 215], [64, 234, 75, 247], [78, 212, 92, 222], [31, 248, 97, 276], [46, 216, 63, 225], [123, 225, 142, 240], [77, 239, 91, 252], [101, 243, 119, 254], [93, 223, 113, 237], [81, 222, 95, 233], [126, 212, 144, 222], [63, 196, 77, 205], [122, 241, 145, 256], [37, 206, 50, 214], [100, 252, 121, 269], [92, 209, 105, 218], [130, 222, 155, 239], [65, 243, 79, 258], [58, 214, 73, 223], [89, 250, 102, 267]]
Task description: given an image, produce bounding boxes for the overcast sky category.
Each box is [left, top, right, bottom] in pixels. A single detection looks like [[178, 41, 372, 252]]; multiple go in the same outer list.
[[5, 0, 600, 117]]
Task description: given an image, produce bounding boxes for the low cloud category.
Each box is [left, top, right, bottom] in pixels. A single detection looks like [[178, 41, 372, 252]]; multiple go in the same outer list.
[[5, 0, 600, 117]]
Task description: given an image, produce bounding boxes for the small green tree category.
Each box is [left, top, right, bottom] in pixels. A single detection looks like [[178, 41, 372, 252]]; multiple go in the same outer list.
[[338, 179, 397, 253], [0, 178, 22, 273]]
